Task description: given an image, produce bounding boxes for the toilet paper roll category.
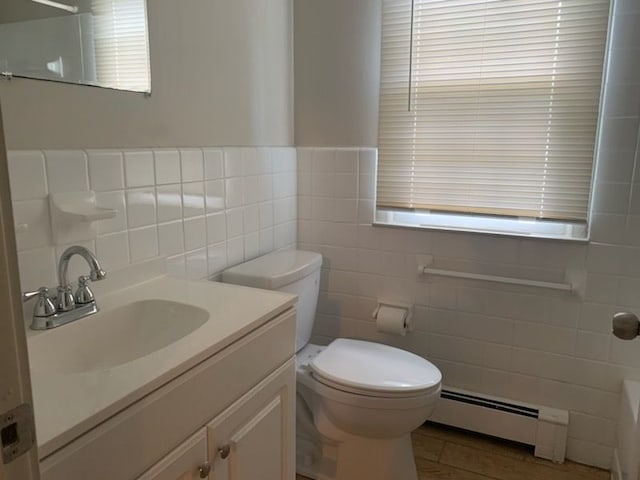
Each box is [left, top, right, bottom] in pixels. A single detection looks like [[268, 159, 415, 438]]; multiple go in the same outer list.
[[376, 305, 410, 336]]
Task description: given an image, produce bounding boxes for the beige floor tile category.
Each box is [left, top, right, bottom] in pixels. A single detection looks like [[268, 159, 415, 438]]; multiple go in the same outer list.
[[440, 442, 597, 480], [524, 456, 610, 480], [420, 423, 528, 461], [416, 457, 496, 480], [412, 428, 446, 462]]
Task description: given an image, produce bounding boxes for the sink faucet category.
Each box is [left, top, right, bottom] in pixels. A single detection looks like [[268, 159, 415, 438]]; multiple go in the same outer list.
[[22, 246, 107, 330], [56, 245, 106, 312]]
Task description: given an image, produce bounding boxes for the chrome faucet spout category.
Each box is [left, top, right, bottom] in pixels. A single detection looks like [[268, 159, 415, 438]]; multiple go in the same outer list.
[[57, 245, 106, 287]]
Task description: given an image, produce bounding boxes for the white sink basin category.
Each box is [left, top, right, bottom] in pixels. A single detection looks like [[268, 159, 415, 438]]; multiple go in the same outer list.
[[29, 299, 209, 373]]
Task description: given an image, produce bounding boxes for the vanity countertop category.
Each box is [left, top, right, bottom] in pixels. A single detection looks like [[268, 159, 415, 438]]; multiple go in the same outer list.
[[27, 273, 296, 459]]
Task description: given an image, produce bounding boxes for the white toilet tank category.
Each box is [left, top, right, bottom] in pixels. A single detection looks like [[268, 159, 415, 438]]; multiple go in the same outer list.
[[221, 250, 323, 352]]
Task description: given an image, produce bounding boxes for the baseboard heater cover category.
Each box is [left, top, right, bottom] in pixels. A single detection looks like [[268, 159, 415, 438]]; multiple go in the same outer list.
[[431, 387, 569, 463]]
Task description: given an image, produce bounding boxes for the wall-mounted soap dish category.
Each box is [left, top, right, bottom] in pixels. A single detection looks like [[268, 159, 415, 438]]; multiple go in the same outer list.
[[49, 191, 116, 244]]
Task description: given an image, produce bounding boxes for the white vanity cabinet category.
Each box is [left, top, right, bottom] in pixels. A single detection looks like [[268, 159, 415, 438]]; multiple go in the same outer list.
[[206, 359, 294, 480], [137, 429, 208, 480], [38, 307, 296, 480], [137, 359, 295, 480]]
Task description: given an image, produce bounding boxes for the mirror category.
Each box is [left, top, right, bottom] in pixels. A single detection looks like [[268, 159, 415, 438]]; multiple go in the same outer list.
[[0, 0, 150, 93]]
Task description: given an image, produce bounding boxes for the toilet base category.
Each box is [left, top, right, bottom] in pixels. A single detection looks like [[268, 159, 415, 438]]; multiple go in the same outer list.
[[297, 405, 419, 480]]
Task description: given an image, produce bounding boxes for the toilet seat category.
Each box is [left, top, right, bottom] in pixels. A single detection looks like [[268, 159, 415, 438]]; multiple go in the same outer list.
[[309, 339, 441, 398]]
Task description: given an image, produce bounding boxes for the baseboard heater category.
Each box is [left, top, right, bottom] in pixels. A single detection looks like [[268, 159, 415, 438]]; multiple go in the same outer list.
[[430, 387, 569, 463]]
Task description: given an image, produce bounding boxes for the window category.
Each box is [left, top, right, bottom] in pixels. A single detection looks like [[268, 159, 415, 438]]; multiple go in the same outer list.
[[92, 0, 150, 92], [377, 0, 611, 240]]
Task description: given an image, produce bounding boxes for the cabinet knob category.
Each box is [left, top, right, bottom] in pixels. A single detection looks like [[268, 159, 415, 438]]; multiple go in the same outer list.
[[218, 444, 231, 459], [198, 462, 211, 478]]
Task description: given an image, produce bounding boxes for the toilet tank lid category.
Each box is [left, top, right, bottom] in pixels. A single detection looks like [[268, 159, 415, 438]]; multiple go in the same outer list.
[[222, 250, 323, 290]]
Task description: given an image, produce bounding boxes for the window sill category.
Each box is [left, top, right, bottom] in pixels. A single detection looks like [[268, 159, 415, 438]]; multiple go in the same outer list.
[[374, 209, 589, 242]]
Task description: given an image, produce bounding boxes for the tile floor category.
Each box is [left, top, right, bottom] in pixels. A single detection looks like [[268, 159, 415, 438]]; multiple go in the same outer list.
[[296, 422, 610, 480]]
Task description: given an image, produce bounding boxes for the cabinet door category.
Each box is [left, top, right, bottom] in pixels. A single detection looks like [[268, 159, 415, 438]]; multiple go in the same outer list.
[[137, 429, 209, 480], [207, 359, 295, 480]]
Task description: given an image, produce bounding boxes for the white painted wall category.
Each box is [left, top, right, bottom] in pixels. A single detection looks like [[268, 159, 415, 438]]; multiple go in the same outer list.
[[295, 0, 640, 469], [0, 0, 294, 150], [294, 0, 381, 147]]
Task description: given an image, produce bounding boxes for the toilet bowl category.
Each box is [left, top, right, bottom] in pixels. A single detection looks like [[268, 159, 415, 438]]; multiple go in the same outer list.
[[222, 250, 442, 480]]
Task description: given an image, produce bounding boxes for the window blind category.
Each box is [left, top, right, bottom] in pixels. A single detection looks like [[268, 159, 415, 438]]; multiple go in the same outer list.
[[92, 0, 150, 92], [377, 0, 610, 222]]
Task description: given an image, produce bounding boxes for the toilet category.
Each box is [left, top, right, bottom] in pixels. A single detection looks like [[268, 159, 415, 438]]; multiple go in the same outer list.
[[222, 250, 442, 480]]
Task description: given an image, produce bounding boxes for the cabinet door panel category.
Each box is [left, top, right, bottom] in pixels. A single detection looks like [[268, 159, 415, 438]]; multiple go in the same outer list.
[[137, 429, 208, 480], [230, 397, 283, 479], [208, 359, 295, 480]]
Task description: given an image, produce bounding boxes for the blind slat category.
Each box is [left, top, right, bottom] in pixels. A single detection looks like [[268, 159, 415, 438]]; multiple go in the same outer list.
[[92, 0, 150, 92], [377, 0, 609, 221]]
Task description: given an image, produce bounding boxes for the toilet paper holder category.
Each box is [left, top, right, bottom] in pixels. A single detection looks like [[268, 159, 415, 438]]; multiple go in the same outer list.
[[372, 301, 414, 326]]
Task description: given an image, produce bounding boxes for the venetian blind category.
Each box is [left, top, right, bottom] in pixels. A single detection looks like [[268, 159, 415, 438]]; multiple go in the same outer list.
[[377, 0, 610, 221], [92, 0, 150, 92]]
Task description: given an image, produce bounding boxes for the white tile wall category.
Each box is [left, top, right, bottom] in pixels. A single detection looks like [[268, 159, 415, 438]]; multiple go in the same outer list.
[[8, 147, 297, 292], [295, 4, 639, 469]]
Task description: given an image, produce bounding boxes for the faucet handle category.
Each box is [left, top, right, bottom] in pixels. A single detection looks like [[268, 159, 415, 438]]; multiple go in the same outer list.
[[75, 275, 96, 305], [22, 287, 56, 318], [56, 285, 75, 312]]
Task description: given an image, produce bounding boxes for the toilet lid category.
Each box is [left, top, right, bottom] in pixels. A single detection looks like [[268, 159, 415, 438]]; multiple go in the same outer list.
[[309, 339, 441, 396]]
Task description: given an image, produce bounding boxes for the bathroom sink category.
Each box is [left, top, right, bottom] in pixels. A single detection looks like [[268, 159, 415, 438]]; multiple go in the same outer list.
[[29, 299, 209, 373]]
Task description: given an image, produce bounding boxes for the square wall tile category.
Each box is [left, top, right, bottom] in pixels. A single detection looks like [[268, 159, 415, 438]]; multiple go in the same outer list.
[[243, 176, 259, 204], [274, 197, 296, 224], [156, 184, 183, 222], [88, 150, 125, 192], [7, 150, 47, 200], [12, 199, 52, 251], [96, 232, 130, 271], [272, 147, 296, 173], [129, 226, 158, 262], [297, 148, 312, 173], [258, 175, 274, 202], [226, 208, 244, 238], [227, 236, 244, 266], [242, 148, 261, 176], [311, 148, 336, 173], [180, 149, 204, 182], [225, 177, 244, 208], [158, 221, 185, 256], [359, 148, 377, 174], [224, 147, 243, 177], [203, 149, 224, 180], [205, 180, 225, 212], [244, 205, 260, 233], [207, 243, 227, 275], [184, 216, 207, 252], [273, 172, 296, 198], [186, 248, 208, 280], [206, 213, 227, 245], [17, 247, 57, 291], [166, 254, 186, 277], [45, 150, 89, 194], [182, 182, 205, 218], [244, 232, 260, 260], [335, 149, 359, 173], [126, 188, 156, 228], [257, 148, 273, 174], [259, 228, 274, 254], [154, 149, 181, 185], [259, 202, 274, 229], [124, 150, 155, 188]]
